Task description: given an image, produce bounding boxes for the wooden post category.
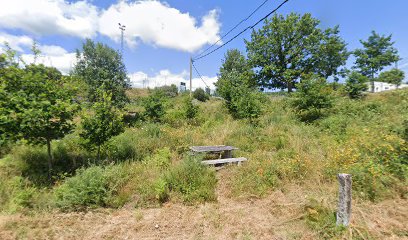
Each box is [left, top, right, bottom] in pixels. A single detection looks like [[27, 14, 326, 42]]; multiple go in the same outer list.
[[336, 173, 352, 227]]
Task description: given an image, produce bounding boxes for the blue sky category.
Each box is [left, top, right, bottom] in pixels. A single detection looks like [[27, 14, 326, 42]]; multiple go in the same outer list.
[[1, 0, 407, 89]]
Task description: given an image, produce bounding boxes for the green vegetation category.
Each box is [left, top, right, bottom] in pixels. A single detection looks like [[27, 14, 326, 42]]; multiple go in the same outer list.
[[378, 68, 405, 85], [193, 88, 210, 102], [1, 12, 407, 239], [345, 71, 369, 99], [246, 13, 348, 92]]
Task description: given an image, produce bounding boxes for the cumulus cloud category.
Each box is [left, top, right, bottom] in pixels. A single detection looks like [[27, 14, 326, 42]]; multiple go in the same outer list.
[[99, 1, 221, 52], [129, 69, 217, 90], [0, 0, 99, 38], [0, 32, 34, 52], [0, 0, 221, 52], [0, 32, 76, 74]]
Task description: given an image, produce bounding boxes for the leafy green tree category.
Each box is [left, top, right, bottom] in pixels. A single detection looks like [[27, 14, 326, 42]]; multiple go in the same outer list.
[[216, 49, 255, 104], [0, 64, 78, 176], [80, 89, 124, 162], [344, 71, 369, 99], [73, 39, 130, 107], [378, 68, 405, 86], [354, 31, 400, 91], [143, 91, 165, 122], [184, 97, 199, 120], [315, 26, 349, 81], [193, 88, 209, 102], [246, 13, 348, 92], [230, 87, 263, 122], [291, 74, 333, 122]]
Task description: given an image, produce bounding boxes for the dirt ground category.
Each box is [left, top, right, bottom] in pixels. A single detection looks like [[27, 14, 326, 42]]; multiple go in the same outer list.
[[1, 171, 407, 240]]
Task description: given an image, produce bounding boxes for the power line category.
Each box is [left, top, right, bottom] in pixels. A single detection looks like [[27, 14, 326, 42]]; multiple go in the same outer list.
[[193, 0, 290, 61], [192, 62, 210, 89], [195, 0, 271, 59]]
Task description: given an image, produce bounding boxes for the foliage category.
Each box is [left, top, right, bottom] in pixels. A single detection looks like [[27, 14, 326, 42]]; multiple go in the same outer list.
[[163, 156, 217, 204], [193, 88, 210, 102], [73, 39, 130, 107], [54, 165, 130, 210], [378, 68, 405, 85], [142, 91, 166, 122], [345, 71, 369, 99], [215, 51, 263, 121], [183, 97, 199, 119], [246, 13, 348, 92], [291, 74, 334, 122], [154, 84, 179, 98], [80, 89, 124, 162], [0, 63, 78, 176], [354, 31, 400, 89], [230, 87, 263, 122]]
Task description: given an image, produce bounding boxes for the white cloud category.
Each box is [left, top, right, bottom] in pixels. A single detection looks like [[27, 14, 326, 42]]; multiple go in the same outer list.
[[98, 1, 221, 52], [0, 0, 98, 38], [0, 32, 76, 74], [21, 52, 76, 74], [0, 32, 34, 52], [129, 69, 217, 90]]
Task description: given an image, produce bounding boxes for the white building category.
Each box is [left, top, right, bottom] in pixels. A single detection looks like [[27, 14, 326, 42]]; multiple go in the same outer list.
[[367, 81, 408, 93]]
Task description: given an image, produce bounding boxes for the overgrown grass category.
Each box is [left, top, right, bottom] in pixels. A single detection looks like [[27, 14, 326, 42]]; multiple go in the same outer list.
[[0, 88, 407, 214]]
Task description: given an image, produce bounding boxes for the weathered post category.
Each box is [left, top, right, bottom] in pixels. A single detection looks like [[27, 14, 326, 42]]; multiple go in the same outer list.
[[336, 173, 352, 227]]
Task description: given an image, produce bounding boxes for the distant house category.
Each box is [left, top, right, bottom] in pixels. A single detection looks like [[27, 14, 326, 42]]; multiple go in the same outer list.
[[367, 81, 408, 93]]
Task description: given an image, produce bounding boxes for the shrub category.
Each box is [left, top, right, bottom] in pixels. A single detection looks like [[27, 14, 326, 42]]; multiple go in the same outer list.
[[291, 74, 334, 122], [193, 88, 209, 102], [143, 91, 165, 122], [183, 97, 199, 119], [153, 84, 179, 98], [54, 165, 130, 210], [231, 88, 263, 122], [344, 71, 368, 99], [163, 156, 217, 204]]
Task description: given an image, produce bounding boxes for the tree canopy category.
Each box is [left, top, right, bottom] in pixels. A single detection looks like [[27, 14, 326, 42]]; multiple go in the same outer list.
[[246, 13, 348, 92], [73, 39, 130, 107], [378, 68, 405, 86], [354, 31, 400, 86]]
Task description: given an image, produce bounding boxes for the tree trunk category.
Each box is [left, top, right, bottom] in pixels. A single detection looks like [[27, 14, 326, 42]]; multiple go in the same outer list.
[[287, 81, 293, 93], [46, 139, 53, 181]]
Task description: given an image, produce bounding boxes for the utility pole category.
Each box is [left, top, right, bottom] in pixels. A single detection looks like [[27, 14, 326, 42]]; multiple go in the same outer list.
[[118, 23, 126, 55], [190, 56, 193, 97]]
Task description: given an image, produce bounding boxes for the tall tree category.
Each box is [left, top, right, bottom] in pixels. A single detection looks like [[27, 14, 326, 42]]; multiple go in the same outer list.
[[315, 26, 349, 81], [246, 13, 348, 92], [73, 39, 130, 107], [0, 63, 78, 177], [354, 31, 400, 91], [378, 68, 405, 86]]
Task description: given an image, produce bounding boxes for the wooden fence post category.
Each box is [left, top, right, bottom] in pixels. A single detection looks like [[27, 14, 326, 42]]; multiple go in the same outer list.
[[336, 173, 352, 227]]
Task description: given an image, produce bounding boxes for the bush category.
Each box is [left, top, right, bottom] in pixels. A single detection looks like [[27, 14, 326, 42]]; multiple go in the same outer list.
[[153, 84, 179, 98], [143, 92, 165, 122], [291, 74, 334, 122], [344, 71, 368, 99], [163, 156, 217, 204], [54, 165, 130, 210], [230, 88, 263, 122], [193, 88, 209, 102], [183, 97, 199, 119]]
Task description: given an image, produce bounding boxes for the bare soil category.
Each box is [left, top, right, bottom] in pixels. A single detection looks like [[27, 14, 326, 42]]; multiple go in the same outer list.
[[1, 171, 407, 240]]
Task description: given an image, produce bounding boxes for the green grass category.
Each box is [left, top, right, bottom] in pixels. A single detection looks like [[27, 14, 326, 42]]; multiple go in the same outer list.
[[0, 88, 407, 214]]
